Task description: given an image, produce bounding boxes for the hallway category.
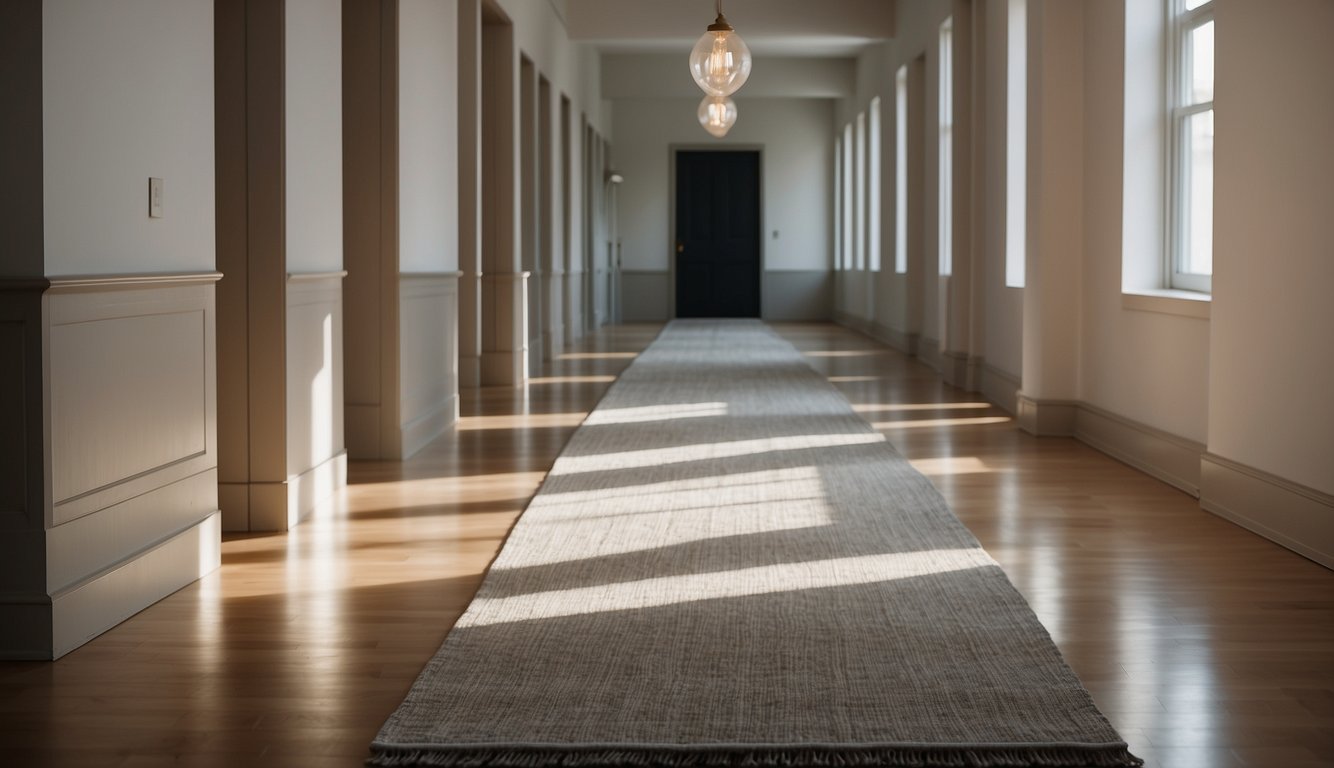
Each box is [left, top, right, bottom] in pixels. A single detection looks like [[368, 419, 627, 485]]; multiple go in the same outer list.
[[1, 323, 1330, 767]]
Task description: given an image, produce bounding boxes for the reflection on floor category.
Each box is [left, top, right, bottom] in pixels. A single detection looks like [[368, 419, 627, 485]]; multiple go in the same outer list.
[[0, 322, 1330, 767]]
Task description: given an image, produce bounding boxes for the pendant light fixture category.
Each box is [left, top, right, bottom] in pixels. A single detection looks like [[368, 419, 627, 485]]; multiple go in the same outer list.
[[688, 0, 752, 97], [697, 94, 738, 138]]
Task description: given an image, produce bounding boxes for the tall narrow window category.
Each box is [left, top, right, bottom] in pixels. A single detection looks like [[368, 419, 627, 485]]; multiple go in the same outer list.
[[843, 123, 854, 270], [1168, 0, 1213, 292], [894, 66, 908, 275], [833, 136, 842, 271], [869, 97, 882, 272], [938, 17, 953, 277], [1005, 0, 1027, 288], [855, 112, 867, 271]]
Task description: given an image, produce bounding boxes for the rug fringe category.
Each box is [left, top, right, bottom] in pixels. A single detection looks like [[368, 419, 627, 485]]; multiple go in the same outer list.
[[366, 745, 1145, 768]]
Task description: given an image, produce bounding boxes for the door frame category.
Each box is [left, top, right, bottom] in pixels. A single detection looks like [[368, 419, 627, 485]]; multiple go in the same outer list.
[[668, 144, 765, 319]]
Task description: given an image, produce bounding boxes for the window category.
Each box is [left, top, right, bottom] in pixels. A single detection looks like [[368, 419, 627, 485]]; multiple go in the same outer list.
[[855, 112, 866, 271], [1168, 0, 1213, 292], [894, 66, 908, 275], [843, 123, 854, 270], [1005, 0, 1027, 288], [938, 17, 953, 277], [834, 136, 842, 271], [869, 97, 882, 272]]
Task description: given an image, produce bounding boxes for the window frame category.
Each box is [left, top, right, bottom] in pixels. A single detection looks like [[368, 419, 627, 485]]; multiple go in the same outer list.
[[938, 16, 954, 278], [894, 66, 908, 275], [1165, 0, 1214, 293]]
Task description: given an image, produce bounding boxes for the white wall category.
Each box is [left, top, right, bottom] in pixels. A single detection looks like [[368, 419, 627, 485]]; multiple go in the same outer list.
[[613, 98, 833, 273], [286, 0, 343, 274], [399, 0, 459, 273], [42, 0, 214, 276], [1078, 0, 1209, 441], [1208, 0, 1334, 494]]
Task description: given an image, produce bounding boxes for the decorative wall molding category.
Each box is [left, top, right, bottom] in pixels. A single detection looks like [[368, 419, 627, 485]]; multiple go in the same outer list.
[[1201, 453, 1334, 570], [0, 274, 221, 658], [1075, 403, 1205, 496]]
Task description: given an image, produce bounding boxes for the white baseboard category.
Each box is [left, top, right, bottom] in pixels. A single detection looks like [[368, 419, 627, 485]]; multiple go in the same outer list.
[[867, 321, 918, 356], [980, 365, 1020, 415], [49, 510, 221, 659], [401, 394, 459, 459], [1016, 394, 1078, 436], [288, 451, 348, 526], [1201, 453, 1334, 570], [916, 336, 942, 373], [1074, 404, 1205, 496]]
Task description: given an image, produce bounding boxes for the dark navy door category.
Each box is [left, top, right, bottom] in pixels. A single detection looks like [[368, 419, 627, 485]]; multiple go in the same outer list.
[[674, 151, 761, 318]]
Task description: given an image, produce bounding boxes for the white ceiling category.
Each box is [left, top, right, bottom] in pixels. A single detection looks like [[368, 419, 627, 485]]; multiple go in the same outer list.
[[561, 0, 896, 58]]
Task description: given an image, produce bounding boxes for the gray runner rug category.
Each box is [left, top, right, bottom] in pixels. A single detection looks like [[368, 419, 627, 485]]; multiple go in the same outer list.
[[369, 320, 1142, 768]]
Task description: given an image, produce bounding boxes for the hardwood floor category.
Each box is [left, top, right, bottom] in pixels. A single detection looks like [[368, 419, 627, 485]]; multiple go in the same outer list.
[[1, 322, 1330, 767]]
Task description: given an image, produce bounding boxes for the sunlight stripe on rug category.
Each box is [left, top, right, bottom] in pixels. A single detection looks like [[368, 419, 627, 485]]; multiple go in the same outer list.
[[370, 320, 1141, 768]]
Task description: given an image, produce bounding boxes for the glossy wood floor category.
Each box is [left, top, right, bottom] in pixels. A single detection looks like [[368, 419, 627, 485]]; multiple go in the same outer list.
[[2, 322, 1331, 767]]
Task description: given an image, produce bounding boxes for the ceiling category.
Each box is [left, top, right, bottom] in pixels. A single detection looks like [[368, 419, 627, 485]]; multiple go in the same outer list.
[[560, 0, 896, 58]]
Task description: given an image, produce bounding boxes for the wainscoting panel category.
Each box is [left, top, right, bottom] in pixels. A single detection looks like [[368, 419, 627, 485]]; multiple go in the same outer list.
[[47, 283, 216, 525], [621, 271, 669, 322], [763, 270, 832, 321], [32, 273, 221, 659], [400, 273, 460, 458], [286, 273, 347, 525]]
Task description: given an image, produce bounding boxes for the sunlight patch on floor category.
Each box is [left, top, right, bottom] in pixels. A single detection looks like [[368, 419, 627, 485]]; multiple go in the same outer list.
[[853, 402, 992, 413], [549, 433, 885, 475], [497, 467, 834, 567], [584, 401, 728, 426], [458, 548, 995, 627], [873, 416, 1012, 430], [457, 412, 587, 431]]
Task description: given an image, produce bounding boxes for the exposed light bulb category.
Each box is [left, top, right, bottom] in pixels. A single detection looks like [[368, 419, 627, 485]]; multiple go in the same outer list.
[[688, 5, 752, 97], [698, 94, 737, 138]]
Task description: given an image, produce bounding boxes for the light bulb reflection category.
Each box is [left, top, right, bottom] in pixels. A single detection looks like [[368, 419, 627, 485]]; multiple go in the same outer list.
[[698, 94, 738, 138]]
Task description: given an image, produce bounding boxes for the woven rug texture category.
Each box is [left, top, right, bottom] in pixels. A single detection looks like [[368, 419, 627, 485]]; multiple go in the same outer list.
[[370, 320, 1141, 768]]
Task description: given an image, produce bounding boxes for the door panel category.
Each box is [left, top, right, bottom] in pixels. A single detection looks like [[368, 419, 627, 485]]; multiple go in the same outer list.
[[675, 151, 761, 318]]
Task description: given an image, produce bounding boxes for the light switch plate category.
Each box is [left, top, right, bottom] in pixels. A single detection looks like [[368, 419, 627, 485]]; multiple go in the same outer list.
[[149, 177, 164, 218]]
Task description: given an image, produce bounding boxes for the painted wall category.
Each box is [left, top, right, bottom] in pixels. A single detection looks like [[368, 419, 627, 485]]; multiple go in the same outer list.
[[1208, 0, 1334, 494], [1078, 0, 1210, 442], [613, 97, 833, 274], [399, 0, 458, 273], [286, 0, 343, 274], [42, 0, 215, 276]]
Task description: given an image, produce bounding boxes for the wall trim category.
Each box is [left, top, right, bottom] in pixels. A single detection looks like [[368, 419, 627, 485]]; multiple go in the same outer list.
[[46, 271, 224, 291], [1074, 403, 1206, 496], [401, 394, 459, 459], [48, 510, 221, 659], [866, 321, 919, 356], [980, 364, 1020, 415], [1201, 453, 1334, 570], [287, 450, 348, 527], [288, 270, 349, 282], [1016, 394, 1078, 436], [916, 336, 942, 373]]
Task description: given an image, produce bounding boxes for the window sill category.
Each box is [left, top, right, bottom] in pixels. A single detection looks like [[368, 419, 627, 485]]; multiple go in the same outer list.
[[1122, 288, 1211, 319]]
